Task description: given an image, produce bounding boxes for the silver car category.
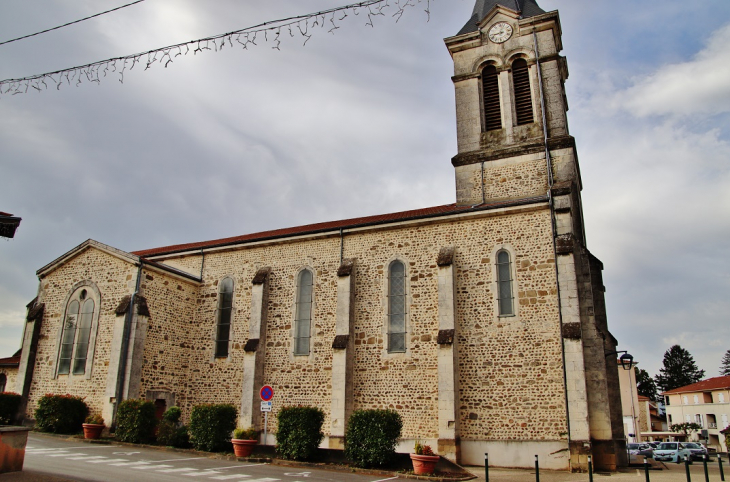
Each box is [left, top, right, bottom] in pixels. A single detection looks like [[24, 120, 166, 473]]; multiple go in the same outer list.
[[653, 442, 692, 463]]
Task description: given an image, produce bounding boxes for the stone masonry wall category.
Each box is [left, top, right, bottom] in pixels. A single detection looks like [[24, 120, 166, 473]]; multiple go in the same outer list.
[[27, 248, 138, 417], [0, 368, 17, 393], [152, 205, 567, 442], [137, 269, 199, 418]]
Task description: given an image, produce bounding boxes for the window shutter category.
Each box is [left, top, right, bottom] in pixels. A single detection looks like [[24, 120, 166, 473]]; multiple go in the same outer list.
[[482, 65, 502, 131], [512, 58, 534, 126]]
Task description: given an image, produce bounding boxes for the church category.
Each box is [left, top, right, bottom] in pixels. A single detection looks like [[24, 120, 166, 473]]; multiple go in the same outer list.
[[12, 0, 627, 471]]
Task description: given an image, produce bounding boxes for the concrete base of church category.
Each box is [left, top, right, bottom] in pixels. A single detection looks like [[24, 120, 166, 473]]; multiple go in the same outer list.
[[328, 436, 345, 450], [437, 438, 460, 465], [589, 438, 628, 472], [460, 440, 570, 470]]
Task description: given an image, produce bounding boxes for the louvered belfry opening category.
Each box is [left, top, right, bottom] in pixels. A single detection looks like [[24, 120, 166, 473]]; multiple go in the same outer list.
[[512, 58, 534, 125], [481, 64, 502, 131]]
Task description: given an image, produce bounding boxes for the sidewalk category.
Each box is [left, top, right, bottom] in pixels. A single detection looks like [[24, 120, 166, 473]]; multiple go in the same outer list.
[[0, 471, 73, 482]]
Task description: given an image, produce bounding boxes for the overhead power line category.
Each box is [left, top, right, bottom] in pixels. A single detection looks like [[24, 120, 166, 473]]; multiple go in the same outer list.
[[0, 0, 147, 47], [0, 0, 431, 98]]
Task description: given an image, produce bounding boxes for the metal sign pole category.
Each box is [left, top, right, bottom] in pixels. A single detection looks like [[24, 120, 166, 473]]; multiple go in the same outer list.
[[264, 410, 268, 445]]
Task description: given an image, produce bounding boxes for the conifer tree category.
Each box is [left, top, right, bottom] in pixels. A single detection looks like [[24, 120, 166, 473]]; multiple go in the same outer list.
[[635, 367, 658, 402], [654, 345, 705, 393], [721, 349, 730, 376]]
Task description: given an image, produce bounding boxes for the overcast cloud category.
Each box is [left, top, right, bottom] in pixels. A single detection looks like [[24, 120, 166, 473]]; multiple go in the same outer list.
[[1, 0, 728, 381]]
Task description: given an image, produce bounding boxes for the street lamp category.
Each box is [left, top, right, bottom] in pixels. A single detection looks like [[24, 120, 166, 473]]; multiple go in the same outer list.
[[606, 350, 635, 370]]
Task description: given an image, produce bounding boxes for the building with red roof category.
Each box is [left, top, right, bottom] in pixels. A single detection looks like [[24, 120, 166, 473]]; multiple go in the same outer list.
[[663, 376, 730, 452]]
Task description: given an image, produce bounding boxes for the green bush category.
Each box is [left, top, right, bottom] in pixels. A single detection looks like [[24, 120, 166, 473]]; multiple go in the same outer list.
[[0, 392, 22, 425], [188, 404, 237, 452], [35, 394, 88, 434], [162, 406, 182, 423], [115, 399, 157, 444], [344, 409, 403, 468], [157, 421, 190, 448], [276, 406, 325, 461]]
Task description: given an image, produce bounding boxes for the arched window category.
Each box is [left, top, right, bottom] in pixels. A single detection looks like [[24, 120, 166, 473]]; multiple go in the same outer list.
[[58, 288, 97, 375], [387, 260, 407, 353], [512, 58, 534, 125], [294, 269, 313, 356], [496, 250, 514, 316], [215, 277, 234, 358], [482, 64, 502, 131], [0, 373, 6, 393]]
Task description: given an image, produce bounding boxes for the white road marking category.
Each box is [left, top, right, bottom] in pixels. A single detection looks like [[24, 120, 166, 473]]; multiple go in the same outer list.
[[87, 458, 128, 464], [47, 452, 83, 457], [26, 448, 68, 453], [113, 451, 141, 455], [132, 464, 174, 470], [183, 470, 222, 476], [156, 467, 200, 473], [109, 461, 151, 467], [153, 456, 204, 463], [66, 456, 108, 461], [369, 478, 399, 482], [247, 479, 280, 482], [210, 475, 252, 480], [284, 472, 311, 477]]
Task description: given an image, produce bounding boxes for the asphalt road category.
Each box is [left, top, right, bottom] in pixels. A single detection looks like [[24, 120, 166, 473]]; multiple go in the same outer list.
[[22, 433, 398, 482]]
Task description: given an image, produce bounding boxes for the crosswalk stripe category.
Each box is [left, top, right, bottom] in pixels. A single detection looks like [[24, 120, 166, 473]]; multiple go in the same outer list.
[[132, 464, 173, 470], [156, 467, 199, 473], [247, 479, 279, 482], [65, 456, 107, 461], [87, 458, 127, 464], [109, 461, 150, 467], [183, 471, 222, 477], [210, 475, 252, 480], [47, 452, 81, 457]]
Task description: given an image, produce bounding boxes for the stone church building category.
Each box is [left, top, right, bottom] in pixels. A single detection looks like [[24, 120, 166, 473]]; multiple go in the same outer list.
[[13, 0, 627, 471]]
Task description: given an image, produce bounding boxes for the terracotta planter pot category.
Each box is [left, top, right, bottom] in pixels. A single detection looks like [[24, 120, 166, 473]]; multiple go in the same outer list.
[[410, 453, 439, 475], [82, 423, 104, 440], [231, 439, 257, 458]]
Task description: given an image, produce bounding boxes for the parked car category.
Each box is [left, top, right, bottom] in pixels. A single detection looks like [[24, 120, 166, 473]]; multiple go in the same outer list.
[[653, 442, 693, 463], [683, 442, 710, 461], [628, 443, 654, 458]]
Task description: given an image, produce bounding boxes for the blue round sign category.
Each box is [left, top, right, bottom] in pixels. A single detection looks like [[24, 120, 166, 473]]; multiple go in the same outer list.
[[260, 385, 273, 401]]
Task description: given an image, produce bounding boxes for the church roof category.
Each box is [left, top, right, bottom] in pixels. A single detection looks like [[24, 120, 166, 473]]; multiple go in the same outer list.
[[132, 196, 547, 258], [456, 0, 546, 36]]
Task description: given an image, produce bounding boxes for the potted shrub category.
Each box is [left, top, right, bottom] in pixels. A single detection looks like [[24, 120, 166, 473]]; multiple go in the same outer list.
[[231, 427, 258, 458], [82, 414, 105, 439], [410, 440, 439, 475]]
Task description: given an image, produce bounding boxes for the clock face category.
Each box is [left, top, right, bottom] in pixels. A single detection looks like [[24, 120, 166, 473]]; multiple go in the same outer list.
[[488, 22, 513, 44]]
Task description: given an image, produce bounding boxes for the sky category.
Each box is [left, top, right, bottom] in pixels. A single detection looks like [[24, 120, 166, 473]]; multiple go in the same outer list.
[[1, 0, 729, 381]]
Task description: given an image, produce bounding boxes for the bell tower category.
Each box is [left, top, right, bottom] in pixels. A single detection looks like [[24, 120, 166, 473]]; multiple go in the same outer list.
[[445, 0, 628, 473]]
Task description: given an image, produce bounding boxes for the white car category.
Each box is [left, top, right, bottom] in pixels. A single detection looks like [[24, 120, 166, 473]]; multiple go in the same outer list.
[[653, 442, 692, 463]]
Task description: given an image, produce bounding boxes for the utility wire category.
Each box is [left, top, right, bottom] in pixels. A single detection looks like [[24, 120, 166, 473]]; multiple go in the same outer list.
[[0, 0, 146, 46], [1, 0, 431, 97]]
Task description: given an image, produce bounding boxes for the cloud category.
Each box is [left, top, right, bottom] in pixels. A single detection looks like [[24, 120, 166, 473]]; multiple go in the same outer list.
[[613, 23, 730, 117]]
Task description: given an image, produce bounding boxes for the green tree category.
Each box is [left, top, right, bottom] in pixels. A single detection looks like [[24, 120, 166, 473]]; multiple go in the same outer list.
[[670, 422, 702, 438], [720, 349, 730, 376], [654, 345, 705, 394], [635, 367, 658, 402]]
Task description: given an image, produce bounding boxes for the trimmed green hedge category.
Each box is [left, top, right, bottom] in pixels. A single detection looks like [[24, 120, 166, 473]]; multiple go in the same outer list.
[[157, 406, 189, 448], [276, 406, 325, 461], [35, 394, 88, 434], [115, 399, 157, 444], [0, 392, 22, 425], [188, 404, 237, 452], [345, 409, 403, 468]]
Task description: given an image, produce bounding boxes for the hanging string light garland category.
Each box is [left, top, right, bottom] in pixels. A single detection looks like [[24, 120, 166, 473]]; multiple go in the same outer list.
[[0, 0, 431, 98]]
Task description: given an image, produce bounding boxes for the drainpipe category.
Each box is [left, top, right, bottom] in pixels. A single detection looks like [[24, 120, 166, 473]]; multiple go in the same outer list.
[[112, 262, 142, 429], [534, 30, 572, 443]]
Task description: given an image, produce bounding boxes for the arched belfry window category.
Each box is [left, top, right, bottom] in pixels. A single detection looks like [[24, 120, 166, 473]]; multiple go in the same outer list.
[[294, 269, 313, 356], [512, 58, 534, 125], [496, 250, 514, 316], [387, 260, 407, 353], [215, 277, 234, 358], [58, 287, 97, 375], [482, 64, 502, 131]]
